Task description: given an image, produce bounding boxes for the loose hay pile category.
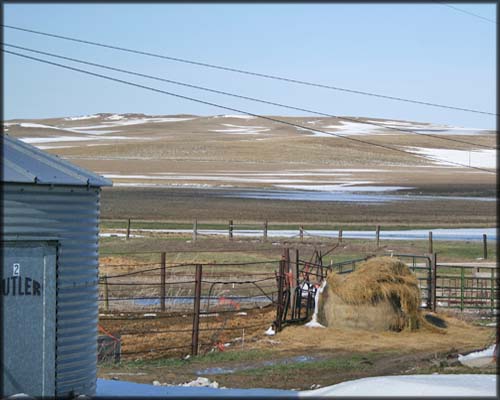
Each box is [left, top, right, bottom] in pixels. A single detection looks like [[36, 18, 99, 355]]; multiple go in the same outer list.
[[318, 256, 422, 331]]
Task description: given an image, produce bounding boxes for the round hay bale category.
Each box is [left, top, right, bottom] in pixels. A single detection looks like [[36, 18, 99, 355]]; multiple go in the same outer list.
[[318, 257, 421, 331]]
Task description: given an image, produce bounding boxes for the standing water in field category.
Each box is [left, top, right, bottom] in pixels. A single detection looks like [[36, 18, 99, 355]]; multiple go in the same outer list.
[[305, 280, 327, 328]]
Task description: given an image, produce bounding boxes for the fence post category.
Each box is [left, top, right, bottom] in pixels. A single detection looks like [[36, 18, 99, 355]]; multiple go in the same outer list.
[[428, 231, 433, 254], [263, 220, 268, 242], [191, 264, 203, 356], [429, 253, 437, 312], [290, 248, 298, 319], [103, 274, 109, 312], [460, 267, 465, 312], [229, 220, 233, 241], [376, 225, 380, 248], [126, 218, 131, 240], [193, 219, 198, 242], [160, 252, 166, 312], [299, 226, 304, 242], [490, 268, 495, 315], [483, 234, 488, 259], [338, 228, 343, 244], [275, 258, 285, 332]]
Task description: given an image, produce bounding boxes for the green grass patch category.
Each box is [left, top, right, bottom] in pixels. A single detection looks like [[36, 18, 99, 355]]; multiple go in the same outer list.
[[238, 354, 370, 376]]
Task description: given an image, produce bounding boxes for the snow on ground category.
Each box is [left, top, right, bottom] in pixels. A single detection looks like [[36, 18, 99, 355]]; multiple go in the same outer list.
[[15, 116, 194, 136], [112, 182, 222, 189], [74, 117, 195, 130], [19, 135, 133, 144], [211, 124, 270, 135], [106, 114, 125, 120], [18, 123, 119, 135], [95, 374, 497, 397], [103, 173, 347, 184], [63, 114, 100, 121], [305, 280, 326, 328], [276, 184, 411, 192], [406, 147, 496, 169], [300, 374, 497, 397], [325, 121, 387, 136], [36, 145, 77, 150], [458, 345, 496, 367], [215, 114, 257, 119]]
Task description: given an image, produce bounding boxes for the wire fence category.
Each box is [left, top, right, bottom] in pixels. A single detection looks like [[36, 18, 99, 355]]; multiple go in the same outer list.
[[101, 218, 494, 258], [97, 256, 280, 362]]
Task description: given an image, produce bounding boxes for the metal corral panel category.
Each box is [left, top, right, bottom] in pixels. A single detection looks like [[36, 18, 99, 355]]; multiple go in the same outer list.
[[2, 241, 57, 397], [2, 183, 102, 396]]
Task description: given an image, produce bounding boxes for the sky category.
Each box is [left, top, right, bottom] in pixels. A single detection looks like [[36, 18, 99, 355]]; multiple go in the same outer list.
[[3, 3, 497, 129]]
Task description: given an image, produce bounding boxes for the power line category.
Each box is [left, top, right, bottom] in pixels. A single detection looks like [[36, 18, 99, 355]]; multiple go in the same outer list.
[[2, 23, 496, 117], [3, 48, 496, 175], [435, 2, 497, 24], [4, 42, 496, 151]]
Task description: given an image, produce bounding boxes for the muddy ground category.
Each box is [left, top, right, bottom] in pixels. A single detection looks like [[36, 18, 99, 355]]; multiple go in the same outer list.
[[100, 186, 496, 226]]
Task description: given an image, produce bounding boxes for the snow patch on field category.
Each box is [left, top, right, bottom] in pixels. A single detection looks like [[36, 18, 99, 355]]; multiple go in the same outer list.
[[275, 184, 410, 192], [406, 147, 496, 169], [112, 182, 226, 189], [20, 135, 133, 144], [63, 114, 100, 121], [215, 114, 257, 119], [19, 122, 119, 134], [211, 124, 270, 135], [104, 173, 340, 184], [36, 145, 77, 150], [326, 121, 385, 136]]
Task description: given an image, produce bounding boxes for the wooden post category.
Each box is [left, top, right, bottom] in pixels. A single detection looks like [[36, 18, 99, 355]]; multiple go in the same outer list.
[[338, 228, 343, 244], [193, 219, 198, 242], [284, 247, 291, 272], [160, 252, 166, 312], [191, 264, 203, 356], [483, 234, 488, 259], [376, 225, 380, 248], [299, 226, 304, 242], [103, 274, 109, 312], [428, 231, 433, 254], [229, 220, 233, 241], [126, 218, 131, 240], [263, 220, 268, 242]]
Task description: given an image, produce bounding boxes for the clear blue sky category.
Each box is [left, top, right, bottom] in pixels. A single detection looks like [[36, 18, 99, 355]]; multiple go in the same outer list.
[[3, 3, 497, 128]]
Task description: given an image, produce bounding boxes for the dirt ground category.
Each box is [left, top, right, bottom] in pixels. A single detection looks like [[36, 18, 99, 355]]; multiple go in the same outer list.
[[97, 309, 496, 390], [100, 186, 496, 226]]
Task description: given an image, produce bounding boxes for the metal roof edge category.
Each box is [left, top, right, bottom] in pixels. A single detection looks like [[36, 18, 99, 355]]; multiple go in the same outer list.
[[2, 134, 113, 187]]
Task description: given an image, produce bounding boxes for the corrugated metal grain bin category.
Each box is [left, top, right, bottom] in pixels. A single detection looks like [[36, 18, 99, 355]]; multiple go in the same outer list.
[[1, 134, 112, 397]]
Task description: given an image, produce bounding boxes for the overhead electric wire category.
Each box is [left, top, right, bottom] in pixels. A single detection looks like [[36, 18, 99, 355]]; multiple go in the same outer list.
[[435, 2, 497, 24], [3, 48, 496, 175], [2, 24, 496, 116], [4, 42, 495, 151]]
